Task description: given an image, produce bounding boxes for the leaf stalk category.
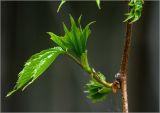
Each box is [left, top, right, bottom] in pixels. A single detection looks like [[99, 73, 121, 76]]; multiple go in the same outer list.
[[65, 52, 112, 88]]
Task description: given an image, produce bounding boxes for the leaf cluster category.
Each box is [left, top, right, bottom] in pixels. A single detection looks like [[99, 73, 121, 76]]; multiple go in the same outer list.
[[124, 0, 144, 23], [85, 72, 112, 103], [6, 16, 98, 100], [48, 15, 95, 58]]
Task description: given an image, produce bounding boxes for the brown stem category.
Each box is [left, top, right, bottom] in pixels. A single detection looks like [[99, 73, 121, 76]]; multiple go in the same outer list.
[[120, 76, 128, 112], [119, 20, 133, 112], [120, 23, 132, 75]]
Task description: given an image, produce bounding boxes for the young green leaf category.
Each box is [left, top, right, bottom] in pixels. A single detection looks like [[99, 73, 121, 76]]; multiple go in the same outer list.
[[47, 32, 65, 49], [78, 14, 82, 29], [124, 0, 144, 23], [96, 0, 101, 9], [6, 47, 65, 97], [48, 15, 95, 57], [85, 72, 112, 103], [57, 0, 66, 13]]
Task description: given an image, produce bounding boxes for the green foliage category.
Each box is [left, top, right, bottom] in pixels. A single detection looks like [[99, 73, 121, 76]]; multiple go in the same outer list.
[[57, 0, 66, 13], [47, 16, 112, 103], [124, 0, 144, 23], [47, 15, 95, 57], [85, 72, 112, 102], [96, 0, 101, 9], [6, 0, 143, 106], [6, 14, 112, 104], [6, 47, 64, 97]]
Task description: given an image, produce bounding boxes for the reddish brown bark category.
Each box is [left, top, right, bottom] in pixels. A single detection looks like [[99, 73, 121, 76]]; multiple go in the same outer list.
[[119, 22, 133, 113]]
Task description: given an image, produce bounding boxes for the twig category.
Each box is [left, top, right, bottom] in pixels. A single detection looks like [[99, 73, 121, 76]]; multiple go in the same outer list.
[[119, 20, 133, 112], [65, 53, 112, 88], [91, 71, 113, 88]]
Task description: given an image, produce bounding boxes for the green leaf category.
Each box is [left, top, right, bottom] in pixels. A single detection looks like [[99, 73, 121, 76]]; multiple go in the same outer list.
[[57, 0, 66, 13], [6, 47, 65, 97], [85, 72, 112, 103], [48, 15, 95, 57], [130, 13, 140, 23], [81, 21, 95, 52], [98, 87, 112, 94], [96, 0, 101, 9], [78, 14, 82, 30], [123, 13, 134, 22], [47, 32, 65, 49], [69, 15, 82, 56]]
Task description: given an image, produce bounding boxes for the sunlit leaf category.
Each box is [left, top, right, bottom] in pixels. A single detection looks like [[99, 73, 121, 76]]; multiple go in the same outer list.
[[6, 47, 65, 97]]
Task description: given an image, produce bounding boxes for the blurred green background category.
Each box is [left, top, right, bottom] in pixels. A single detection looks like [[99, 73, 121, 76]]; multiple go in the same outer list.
[[1, 1, 159, 112]]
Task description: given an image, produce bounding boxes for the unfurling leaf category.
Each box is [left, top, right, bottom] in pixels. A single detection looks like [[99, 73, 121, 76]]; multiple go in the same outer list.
[[47, 15, 95, 57], [6, 47, 64, 97], [85, 72, 112, 103]]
